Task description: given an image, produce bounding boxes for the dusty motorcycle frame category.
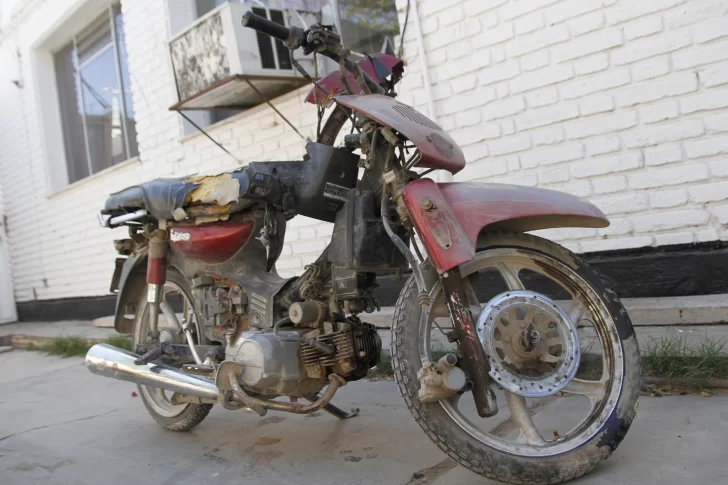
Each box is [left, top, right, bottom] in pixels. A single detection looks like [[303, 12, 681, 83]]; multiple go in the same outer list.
[[88, 11, 641, 485]]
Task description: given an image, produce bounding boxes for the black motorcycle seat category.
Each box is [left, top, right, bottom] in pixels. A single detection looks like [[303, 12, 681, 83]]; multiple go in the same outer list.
[[104, 170, 256, 220]]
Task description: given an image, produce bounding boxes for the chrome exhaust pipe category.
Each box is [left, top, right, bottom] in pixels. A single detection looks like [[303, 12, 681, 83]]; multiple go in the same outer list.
[[85, 344, 218, 400]]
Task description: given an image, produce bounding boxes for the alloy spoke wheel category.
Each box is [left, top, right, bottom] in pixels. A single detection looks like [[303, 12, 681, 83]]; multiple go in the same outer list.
[[420, 248, 624, 457]]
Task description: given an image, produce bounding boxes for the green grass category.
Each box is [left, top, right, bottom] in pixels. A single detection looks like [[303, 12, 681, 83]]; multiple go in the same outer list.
[[644, 335, 728, 380], [40, 337, 92, 358], [367, 357, 394, 380], [25, 335, 132, 358], [575, 353, 603, 380], [105, 334, 133, 351]]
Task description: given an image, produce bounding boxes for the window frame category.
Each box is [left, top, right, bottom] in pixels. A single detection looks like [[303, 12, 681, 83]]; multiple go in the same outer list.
[[57, 4, 137, 183]]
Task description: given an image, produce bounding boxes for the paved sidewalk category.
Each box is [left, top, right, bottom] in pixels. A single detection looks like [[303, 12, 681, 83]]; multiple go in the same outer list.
[[1, 350, 727, 485], [3, 315, 728, 360], [0, 320, 115, 341]]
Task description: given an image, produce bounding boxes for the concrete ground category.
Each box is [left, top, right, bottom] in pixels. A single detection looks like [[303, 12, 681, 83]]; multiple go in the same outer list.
[[2, 351, 728, 485], [0, 320, 116, 340]]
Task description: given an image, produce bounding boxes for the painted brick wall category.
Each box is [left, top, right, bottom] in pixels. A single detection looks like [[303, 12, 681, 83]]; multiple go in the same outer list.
[[395, 0, 728, 253], [0, 0, 727, 305]]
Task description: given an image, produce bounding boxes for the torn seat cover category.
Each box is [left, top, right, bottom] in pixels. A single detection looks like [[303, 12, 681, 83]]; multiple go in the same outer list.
[[104, 170, 256, 221]]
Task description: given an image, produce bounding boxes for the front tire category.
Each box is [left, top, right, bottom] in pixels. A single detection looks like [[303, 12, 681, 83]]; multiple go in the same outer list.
[[391, 232, 641, 485], [132, 269, 212, 432]]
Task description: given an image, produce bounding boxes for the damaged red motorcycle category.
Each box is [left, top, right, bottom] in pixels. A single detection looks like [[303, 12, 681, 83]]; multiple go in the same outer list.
[[89, 11, 640, 485]]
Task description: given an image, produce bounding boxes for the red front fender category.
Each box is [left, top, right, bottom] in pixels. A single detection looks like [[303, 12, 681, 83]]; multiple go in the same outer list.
[[401, 179, 609, 273]]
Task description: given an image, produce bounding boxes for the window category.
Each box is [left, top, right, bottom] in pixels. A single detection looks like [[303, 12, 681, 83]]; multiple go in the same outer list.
[[335, 0, 399, 55], [55, 6, 138, 184]]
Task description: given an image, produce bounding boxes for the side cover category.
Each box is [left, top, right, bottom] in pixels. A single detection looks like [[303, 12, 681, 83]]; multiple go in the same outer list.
[[402, 179, 609, 273]]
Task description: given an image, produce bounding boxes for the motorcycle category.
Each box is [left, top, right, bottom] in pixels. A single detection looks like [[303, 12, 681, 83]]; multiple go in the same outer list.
[[88, 11, 641, 485]]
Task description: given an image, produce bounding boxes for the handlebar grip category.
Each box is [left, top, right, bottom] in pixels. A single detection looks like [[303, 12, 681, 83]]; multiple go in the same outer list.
[[242, 10, 291, 42]]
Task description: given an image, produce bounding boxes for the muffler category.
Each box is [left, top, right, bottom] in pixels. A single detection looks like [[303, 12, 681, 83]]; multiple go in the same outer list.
[[85, 344, 218, 400]]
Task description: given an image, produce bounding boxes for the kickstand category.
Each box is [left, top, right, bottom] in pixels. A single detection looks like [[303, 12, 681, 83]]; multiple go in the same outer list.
[[305, 395, 359, 420]]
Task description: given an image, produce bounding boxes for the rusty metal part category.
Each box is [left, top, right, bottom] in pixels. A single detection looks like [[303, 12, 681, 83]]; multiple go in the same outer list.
[[300, 327, 354, 368], [219, 360, 347, 415], [441, 269, 498, 418], [216, 361, 268, 416], [417, 353, 467, 403], [298, 263, 324, 300], [289, 301, 329, 327]]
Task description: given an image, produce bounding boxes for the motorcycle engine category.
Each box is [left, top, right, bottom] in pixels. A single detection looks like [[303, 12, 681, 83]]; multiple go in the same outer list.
[[225, 320, 381, 397]]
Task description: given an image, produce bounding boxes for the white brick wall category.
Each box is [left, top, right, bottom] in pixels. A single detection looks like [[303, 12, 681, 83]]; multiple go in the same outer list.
[[0, 0, 727, 304], [397, 0, 728, 254]]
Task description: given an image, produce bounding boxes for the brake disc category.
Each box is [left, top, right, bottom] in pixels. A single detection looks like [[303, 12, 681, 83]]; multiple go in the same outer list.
[[476, 290, 580, 398]]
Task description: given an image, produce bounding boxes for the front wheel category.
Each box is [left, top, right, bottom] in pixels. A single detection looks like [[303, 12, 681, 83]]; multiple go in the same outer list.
[[391, 232, 641, 485]]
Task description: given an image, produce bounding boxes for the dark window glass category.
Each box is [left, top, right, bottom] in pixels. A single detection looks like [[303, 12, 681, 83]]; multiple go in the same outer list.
[[113, 9, 138, 160], [54, 8, 139, 185], [55, 43, 89, 183]]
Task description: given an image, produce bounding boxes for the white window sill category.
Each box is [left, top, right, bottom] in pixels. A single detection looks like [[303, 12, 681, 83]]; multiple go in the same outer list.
[[46, 156, 142, 199]]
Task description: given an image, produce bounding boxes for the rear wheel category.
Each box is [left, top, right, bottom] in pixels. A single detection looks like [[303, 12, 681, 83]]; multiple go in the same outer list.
[[132, 270, 212, 432], [391, 232, 641, 485]]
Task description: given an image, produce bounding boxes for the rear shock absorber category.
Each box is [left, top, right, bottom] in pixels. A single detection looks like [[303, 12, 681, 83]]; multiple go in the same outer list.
[[146, 228, 169, 341]]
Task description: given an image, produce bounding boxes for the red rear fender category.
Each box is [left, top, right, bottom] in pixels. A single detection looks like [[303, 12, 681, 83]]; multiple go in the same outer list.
[[401, 179, 609, 273]]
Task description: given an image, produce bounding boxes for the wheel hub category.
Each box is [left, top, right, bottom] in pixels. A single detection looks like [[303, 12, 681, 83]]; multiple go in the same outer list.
[[476, 291, 580, 398]]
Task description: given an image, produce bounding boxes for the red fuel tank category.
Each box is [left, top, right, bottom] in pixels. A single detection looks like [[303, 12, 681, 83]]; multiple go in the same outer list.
[[169, 221, 254, 264]]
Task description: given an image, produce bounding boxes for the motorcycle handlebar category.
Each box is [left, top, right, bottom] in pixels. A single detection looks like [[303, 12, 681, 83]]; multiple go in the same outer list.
[[241, 10, 385, 95], [242, 10, 292, 42]]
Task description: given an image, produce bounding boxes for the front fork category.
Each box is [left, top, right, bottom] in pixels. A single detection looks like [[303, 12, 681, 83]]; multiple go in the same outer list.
[[146, 229, 169, 341], [441, 268, 499, 417], [377, 132, 498, 416]]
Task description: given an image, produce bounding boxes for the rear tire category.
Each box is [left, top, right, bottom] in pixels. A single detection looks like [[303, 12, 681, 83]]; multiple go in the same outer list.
[[132, 269, 212, 432], [391, 232, 641, 485]]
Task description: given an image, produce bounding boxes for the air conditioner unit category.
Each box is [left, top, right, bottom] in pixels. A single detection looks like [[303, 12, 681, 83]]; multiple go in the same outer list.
[[168, 1, 327, 111]]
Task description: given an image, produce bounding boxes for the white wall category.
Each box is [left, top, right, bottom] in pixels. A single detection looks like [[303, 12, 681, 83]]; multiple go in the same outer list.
[[0, 0, 727, 305], [395, 0, 728, 253]]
